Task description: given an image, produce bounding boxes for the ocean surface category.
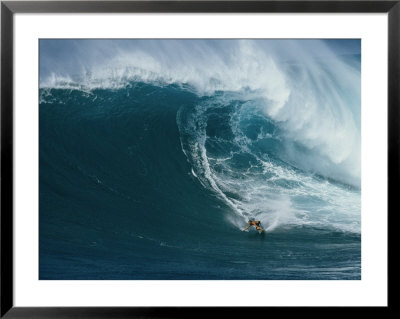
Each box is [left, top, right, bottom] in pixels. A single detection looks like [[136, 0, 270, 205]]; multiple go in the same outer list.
[[39, 40, 361, 280]]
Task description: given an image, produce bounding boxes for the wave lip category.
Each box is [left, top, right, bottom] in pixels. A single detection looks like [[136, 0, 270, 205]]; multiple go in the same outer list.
[[40, 39, 360, 187]]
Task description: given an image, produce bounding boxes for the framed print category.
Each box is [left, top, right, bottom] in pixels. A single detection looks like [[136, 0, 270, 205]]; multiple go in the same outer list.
[[1, 0, 396, 317]]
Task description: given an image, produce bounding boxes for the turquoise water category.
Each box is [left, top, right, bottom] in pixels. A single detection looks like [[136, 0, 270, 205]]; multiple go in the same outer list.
[[39, 39, 361, 280]]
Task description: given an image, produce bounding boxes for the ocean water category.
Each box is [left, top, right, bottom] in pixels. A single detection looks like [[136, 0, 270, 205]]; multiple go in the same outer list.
[[39, 40, 361, 280]]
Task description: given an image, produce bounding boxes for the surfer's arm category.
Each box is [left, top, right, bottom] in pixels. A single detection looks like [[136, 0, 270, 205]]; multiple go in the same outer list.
[[242, 225, 251, 231]]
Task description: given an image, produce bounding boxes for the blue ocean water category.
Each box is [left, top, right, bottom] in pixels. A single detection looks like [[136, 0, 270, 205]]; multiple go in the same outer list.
[[39, 40, 361, 280]]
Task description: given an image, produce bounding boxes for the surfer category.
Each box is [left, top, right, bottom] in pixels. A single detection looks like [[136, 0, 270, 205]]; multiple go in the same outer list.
[[242, 219, 264, 232]]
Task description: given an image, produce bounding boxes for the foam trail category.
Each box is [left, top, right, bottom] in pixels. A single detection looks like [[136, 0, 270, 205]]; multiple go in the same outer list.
[[177, 93, 360, 233]]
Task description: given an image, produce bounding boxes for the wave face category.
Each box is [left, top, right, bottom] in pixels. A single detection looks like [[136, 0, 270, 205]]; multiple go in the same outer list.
[[39, 40, 361, 280]]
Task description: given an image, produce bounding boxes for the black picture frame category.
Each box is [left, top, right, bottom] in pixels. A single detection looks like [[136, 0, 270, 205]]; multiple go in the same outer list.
[[1, 1, 396, 317]]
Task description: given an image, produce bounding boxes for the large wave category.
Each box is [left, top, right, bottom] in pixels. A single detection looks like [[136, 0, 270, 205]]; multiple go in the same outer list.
[[40, 39, 361, 234]]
